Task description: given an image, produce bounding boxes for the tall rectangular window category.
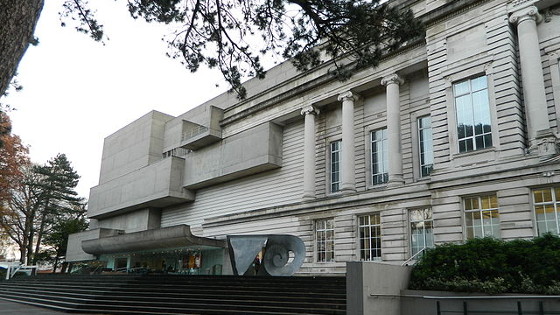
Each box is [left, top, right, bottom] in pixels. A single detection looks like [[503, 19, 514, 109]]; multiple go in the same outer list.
[[371, 129, 388, 185], [410, 208, 434, 257], [330, 140, 341, 193], [316, 219, 335, 262], [418, 116, 434, 177], [533, 187, 560, 236], [454, 76, 492, 153], [358, 214, 381, 261], [464, 195, 500, 239]]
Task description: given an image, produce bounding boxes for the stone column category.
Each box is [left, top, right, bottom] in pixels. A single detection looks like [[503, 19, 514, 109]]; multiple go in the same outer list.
[[338, 91, 357, 193], [382, 74, 404, 187], [510, 6, 555, 153], [301, 105, 319, 199]]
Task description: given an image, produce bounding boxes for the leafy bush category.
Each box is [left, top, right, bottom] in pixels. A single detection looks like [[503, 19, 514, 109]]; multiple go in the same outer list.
[[409, 234, 560, 294]]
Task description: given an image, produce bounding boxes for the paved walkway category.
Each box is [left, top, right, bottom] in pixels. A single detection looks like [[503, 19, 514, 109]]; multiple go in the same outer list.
[[0, 299, 86, 314]]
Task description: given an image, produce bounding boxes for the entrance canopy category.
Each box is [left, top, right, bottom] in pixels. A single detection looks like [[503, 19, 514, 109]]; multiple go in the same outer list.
[[82, 225, 225, 255]]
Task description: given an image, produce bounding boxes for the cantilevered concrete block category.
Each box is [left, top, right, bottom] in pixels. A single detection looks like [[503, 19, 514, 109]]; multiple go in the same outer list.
[[89, 156, 194, 219], [180, 106, 224, 150], [99, 111, 174, 184], [183, 122, 283, 189]]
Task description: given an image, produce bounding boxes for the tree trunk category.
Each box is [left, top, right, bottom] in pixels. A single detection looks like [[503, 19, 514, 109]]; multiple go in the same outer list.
[[18, 245, 25, 264], [52, 255, 59, 273], [24, 217, 34, 265], [26, 238, 33, 265], [24, 210, 36, 265], [33, 198, 50, 264], [0, 0, 44, 97]]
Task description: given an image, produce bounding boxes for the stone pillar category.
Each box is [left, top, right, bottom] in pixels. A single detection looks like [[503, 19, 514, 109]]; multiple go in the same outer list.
[[338, 91, 357, 193], [382, 74, 404, 187], [510, 6, 557, 156], [301, 105, 319, 199]]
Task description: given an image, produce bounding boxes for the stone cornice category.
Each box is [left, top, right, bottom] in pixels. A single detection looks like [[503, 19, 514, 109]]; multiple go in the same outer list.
[[507, 0, 538, 12], [421, 0, 490, 27]]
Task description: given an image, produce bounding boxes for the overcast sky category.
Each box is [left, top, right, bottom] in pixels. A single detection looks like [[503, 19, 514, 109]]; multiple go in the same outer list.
[[3, 0, 230, 198]]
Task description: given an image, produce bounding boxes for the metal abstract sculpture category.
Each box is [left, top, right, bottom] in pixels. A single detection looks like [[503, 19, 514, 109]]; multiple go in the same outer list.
[[227, 234, 305, 276]]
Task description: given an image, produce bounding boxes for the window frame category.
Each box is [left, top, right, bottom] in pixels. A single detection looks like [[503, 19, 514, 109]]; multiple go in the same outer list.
[[463, 194, 501, 239], [546, 50, 560, 130], [453, 75, 493, 153], [409, 208, 434, 257], [417, 115, 434, 178], [357, 213, 382, 261], [410, 109, 431, 181], [443, 61, 499, 166], [329, 140, 341, 193], [370, 128, 389, 186], [315, 218, 335, 263], [532, 187, 560, 236]]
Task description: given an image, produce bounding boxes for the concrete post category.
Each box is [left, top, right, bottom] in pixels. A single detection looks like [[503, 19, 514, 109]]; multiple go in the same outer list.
[[301, 106, 319, 199], [338, 91, 357, 193], [381, 74, 404, 187], [347, 261, 412, 315], [509, 6, 550, 143]]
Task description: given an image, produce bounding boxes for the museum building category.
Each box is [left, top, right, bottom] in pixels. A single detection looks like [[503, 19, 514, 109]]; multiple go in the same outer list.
[[67, 0, 560, 276]]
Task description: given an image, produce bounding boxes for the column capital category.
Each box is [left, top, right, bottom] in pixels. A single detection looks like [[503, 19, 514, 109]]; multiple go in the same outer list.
[[337, 91, 359, 102], [509, 5, 543, 25], [301, 105, 320, 116], [381, 74, 404, 86]]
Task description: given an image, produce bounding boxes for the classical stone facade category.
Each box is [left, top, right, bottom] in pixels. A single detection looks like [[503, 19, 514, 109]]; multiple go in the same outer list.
[[67, 0, 560, 276]]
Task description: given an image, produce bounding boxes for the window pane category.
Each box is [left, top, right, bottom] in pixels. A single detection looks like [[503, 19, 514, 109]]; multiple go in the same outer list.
[[471, 76, 487, 91], [472, 90, 490, 126], [454, 80, 470, 96], [543, 188, 553, 202], [483, 134, 492, 148], [475, 135, 485, 150], [489, 195, 498, 209]]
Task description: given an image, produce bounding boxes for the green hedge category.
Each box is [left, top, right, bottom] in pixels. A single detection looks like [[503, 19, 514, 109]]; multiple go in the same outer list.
[[408, 234, 560, 294]]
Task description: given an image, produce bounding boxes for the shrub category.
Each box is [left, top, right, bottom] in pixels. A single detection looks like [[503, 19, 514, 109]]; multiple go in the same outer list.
[[409, 234, 560, 294]]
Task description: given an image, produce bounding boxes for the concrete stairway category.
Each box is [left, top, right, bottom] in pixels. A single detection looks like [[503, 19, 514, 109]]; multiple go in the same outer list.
[[0, 274, 346, 314]]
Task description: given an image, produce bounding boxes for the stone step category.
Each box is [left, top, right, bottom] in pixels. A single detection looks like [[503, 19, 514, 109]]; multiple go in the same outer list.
[[0, 274, 346, 315], [0, 286, 346, 308]]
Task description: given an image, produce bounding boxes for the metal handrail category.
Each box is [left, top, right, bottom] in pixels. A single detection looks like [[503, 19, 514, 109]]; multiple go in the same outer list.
[[424, 295, 560, 300], [182, 124, 208, 142], [401, 247, 427, 266], [5, 264, 37, 279]]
